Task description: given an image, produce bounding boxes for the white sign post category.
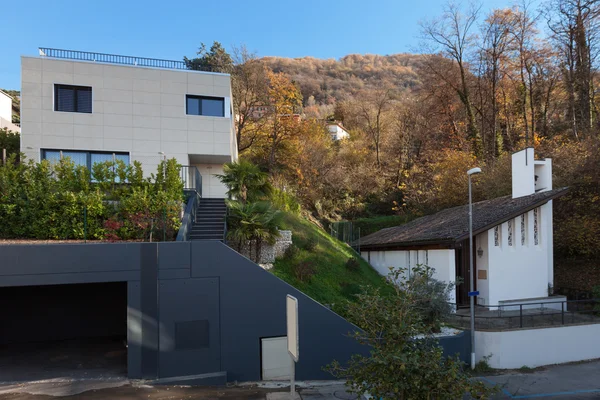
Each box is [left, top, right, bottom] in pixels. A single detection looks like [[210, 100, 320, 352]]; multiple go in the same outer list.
[[286, 295, 299, 398]]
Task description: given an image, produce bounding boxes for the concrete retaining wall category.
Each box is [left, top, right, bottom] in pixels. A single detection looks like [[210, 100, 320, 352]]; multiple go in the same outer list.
[[239, 230, 293, 264], [475, 324, 600, 369]]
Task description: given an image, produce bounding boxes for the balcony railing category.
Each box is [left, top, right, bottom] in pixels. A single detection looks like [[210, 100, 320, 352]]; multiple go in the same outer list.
[[39, 47, 192, 71], [180, 165, 202, 197], [448, 298, 600, 331]]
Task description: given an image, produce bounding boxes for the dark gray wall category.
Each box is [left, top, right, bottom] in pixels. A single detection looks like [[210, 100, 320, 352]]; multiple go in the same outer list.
[[187, 241, 367, 382], [1, 241, 450, 382], [439, 330, 471, 365]]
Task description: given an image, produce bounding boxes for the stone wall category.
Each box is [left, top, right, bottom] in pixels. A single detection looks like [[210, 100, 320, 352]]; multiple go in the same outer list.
[[239, 230, 292, 265]]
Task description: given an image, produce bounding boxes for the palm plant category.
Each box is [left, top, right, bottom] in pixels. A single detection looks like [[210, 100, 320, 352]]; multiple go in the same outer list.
[[226, 200, 282, 263], [216, 160, 272, 204]]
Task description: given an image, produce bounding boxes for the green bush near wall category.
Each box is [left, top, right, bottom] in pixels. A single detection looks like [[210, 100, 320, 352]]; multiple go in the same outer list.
[[0, 155, 184, 241]]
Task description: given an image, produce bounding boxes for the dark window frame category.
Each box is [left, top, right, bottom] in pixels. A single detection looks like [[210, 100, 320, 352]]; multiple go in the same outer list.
[[41, 149, 129, 171], [54, 84, 93, 113], [185, 95, 225, 117]]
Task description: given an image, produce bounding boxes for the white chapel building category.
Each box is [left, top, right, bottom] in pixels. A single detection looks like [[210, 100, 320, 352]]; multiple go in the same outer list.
[[359, 148, 567, 308]]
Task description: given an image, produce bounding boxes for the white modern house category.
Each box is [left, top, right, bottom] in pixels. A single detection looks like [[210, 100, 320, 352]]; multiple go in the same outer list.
[[0, 90, 20, 133], [326, 122, 350, 140], [360, 148, 566, 308], [20, 48, 238, 198]]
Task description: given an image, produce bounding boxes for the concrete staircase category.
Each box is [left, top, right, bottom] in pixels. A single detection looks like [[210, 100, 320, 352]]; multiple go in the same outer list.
[[190, 198, 226, 241]]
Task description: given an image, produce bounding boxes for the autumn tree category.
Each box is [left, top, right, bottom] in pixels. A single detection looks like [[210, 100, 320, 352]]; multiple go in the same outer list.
[[547, 0, 600, 137], [420, 1, 483, 157], [250, 71, 303, 173], [231, 45, 270, 152]]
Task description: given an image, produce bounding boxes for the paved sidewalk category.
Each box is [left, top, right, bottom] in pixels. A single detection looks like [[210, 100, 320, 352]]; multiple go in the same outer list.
[[481, 360, 600, 399], [0, 380, 361, 399]]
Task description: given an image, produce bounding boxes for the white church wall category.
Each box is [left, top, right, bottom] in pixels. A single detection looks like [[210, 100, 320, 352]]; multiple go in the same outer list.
[[486, 208, 549, 305], [361, 249, 457, 304]]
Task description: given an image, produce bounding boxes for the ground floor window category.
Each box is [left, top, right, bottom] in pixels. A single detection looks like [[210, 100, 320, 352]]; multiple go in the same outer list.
[[42, 149, 129, 171]]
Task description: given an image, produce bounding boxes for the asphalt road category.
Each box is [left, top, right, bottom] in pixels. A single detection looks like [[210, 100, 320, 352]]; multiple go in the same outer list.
[[0, 361, 598, 399], [482, 360, 600, 399]]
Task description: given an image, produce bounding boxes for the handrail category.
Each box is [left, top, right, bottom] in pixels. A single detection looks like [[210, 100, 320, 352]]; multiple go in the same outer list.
[[176, 192, 199, 241], [39, 47, 188, 70], [180, 165, 202, 197], [448, 298, 600, 330]]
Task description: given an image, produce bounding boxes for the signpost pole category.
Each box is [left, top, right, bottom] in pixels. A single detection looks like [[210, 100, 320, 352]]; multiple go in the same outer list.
[[290, 357, 295, 397], [286, 295, 299, 399]]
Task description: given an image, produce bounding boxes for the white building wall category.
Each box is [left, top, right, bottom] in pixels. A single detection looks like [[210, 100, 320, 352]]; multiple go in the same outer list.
[[475, 230, 490, 306], [512, 147, 535, 198], [20, 56, 236, 197], [0, 91, 12, 122], [486, 208, 549, 305], [361, 249, 456, 304], [475, 324, 600, 369], [0, 91, 20, 132]]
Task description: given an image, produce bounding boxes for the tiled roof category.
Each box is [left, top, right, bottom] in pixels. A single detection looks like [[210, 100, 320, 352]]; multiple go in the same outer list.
[[359, 187, 568, 249]]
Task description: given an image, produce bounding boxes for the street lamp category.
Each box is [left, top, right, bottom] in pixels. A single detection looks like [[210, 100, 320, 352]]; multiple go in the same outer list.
[[467, 167, 482, 370]]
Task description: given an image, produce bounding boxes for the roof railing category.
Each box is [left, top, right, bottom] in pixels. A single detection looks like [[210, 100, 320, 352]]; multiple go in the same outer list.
[[38, 47, 195, 71]]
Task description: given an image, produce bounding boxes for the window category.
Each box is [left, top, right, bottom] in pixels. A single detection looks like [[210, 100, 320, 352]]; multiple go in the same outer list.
[[521, 214, 527, 246], [42, 149, 129, 173], [508, 220, 513, 246], [186, 95, 225, 117], [494, 226, 500, 247], [534, 208, 539, 245], [54, 84, 92, 113]]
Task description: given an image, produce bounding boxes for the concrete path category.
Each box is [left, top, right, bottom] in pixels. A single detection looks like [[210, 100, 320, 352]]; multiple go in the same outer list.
[[482, 360, 600, 399]]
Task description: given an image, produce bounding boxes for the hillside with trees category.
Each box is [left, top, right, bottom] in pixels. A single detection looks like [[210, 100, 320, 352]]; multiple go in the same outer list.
[[186, 0, 600, 293]]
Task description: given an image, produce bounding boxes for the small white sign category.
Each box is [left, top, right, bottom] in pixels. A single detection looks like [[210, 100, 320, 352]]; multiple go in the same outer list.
[[286, 295, 299, 362]]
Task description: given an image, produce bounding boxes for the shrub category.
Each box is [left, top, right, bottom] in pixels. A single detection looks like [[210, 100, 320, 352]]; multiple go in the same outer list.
[[407, 264, 457, 333], [284, 244, 300, 260], [294, 261, 316, 283], [0, 156, 183, 241], [304, 237, 318, 252], [340, 282, 361, 298], [326, 268, 496, 400], [345, 257, 361, 272]]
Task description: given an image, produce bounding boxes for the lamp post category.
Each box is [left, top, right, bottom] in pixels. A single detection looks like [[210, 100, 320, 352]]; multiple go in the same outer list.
[[467, 167, 482, 370]]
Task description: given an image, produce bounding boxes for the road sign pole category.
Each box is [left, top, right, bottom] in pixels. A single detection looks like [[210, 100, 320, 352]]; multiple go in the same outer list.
[[290, 356, 295, 397], [286, 295, 299, 399]]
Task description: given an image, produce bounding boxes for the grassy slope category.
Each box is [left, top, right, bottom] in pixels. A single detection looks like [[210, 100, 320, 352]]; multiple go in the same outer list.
[[271, 212, 393, 313]]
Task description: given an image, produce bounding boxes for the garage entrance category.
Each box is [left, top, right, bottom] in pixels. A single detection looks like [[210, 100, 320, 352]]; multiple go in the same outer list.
[[0, 282, 128, 382]]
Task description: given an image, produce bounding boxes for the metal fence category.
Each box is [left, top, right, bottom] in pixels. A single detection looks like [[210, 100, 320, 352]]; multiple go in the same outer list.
[[180, 165, 202, 197], [329, 221, 361, 252], [448, 299, 600, 331], [39, 47, 189, 70]]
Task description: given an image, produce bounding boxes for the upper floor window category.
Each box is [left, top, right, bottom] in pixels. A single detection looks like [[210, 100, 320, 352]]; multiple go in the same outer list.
[[54, 84, 92, 113], [186, 95, 224, 117]]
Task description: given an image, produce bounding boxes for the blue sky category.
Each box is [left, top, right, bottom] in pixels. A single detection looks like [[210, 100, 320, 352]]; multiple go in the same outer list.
[[2, 0, 518, 90]]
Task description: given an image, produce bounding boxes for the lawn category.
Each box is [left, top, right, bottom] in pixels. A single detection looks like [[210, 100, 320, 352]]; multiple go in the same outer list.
[[271, 212, 393, 315]]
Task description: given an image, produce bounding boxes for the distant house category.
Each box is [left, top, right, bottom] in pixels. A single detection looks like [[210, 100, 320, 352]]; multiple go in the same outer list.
[[326, 122, 350, 140], [359, 148, 566, 308], [0, 90, 20, 133]]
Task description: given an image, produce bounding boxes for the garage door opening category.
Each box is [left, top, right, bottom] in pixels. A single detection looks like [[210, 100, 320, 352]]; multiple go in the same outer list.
[[0, 282, 128, 383]]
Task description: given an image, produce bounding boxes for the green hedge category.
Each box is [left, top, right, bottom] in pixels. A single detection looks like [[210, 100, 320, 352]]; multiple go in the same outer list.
[[0, 155, 184, 241]]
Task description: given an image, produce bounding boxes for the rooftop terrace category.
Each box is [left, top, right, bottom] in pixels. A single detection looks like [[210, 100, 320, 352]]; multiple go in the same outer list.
[[38, 47, 209, 72]]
